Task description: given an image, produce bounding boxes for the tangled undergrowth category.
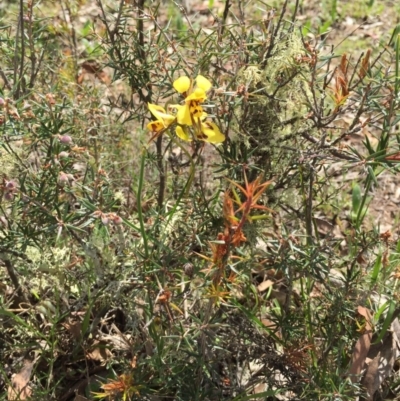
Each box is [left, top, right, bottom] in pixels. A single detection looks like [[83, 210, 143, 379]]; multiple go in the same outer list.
[[1, 0, 400, 400]]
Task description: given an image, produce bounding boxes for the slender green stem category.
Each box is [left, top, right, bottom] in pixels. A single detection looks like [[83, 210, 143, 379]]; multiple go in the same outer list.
[[156, 134, 166, 210], [395, 33, 400, 97], [355, 176, 371, 231], [137, 148, 149, 259], [158, 136, 196, 247], [170, 136, 195, 198]]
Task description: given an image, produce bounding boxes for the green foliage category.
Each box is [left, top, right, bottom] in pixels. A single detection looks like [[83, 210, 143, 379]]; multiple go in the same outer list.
[[1, 1, 400, 400]]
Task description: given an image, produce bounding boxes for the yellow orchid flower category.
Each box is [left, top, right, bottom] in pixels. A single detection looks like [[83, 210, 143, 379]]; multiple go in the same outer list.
[[173, 75, 212, 94], [171, 103, 207, 127], [195, 75, 212, 92], [173, 75, 212, 126], [173, 76, 191, 93], [172, 103, 224, 143], [175, 102, 192, 126], [147, 103, 175, 132], [176, 126, 191, 141], [147, 76, 225, 144], [177, 119, 224, 143], [199, 120, 225, 144]]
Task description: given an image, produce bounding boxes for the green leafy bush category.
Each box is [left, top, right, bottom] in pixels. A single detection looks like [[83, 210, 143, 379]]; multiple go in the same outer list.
[[1, 1, 400, 400]]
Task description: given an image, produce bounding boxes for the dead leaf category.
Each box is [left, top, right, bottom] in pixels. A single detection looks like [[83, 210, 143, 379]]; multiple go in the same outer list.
[[314, 217, 333, 236], [63, 318, 82, 340], [328, 269, 345, 288], [271, 288, 287, 306], [97, 332, 132, 351], [349, 331, 373, 382], [96, 70, 111, 85], [257, 279, 274, 292], [357, 305, 373, 329], [265, 268, 283, 280], [253, 383, 266, 393], [361, 350, 381, 401], [81, 60, 102, 74], [86, 341, 112, 363], [261, 318, 276, 330], [7, 359, 34, 400], [391, 317, 400, 341], [348, 306, 374, 383], [360, 332, 398, 400], [78, 60, 111, 85], [73, 396, 89, 401]]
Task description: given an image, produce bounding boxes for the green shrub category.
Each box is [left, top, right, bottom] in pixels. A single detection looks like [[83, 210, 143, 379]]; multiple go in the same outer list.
[[1, 1, 400, 400]]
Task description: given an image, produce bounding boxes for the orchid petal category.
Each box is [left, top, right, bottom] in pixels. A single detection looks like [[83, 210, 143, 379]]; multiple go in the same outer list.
[[148, 103, 175, 125], [176, 104, 192, 125], [186, 88, 207, 102], [201, 121, 225, 143], [147, 120, 165, 133], [173, 76, 191, 93], [190, 104, 204, 119], [196, 75, 212, 92], [176, 126, 191, 141]]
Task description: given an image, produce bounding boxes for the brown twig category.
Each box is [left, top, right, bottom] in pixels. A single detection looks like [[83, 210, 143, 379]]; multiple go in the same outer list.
[[0, 68, 12, 90], [219, 0, 231, 38], [27, 0, 37, 89], [263, 0, 289, 64], [13, 0, 25, 99], [2, 259, 27, 303]]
